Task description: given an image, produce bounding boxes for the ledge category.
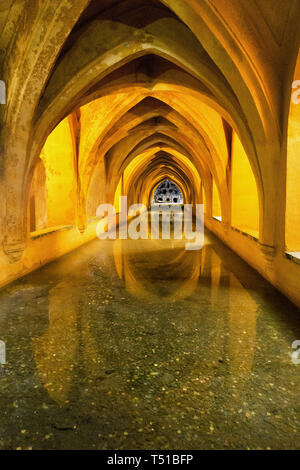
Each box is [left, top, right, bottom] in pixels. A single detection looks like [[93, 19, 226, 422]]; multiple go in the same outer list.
[[231, 226, 259, 242], [285, 251, 300, 265], [88, 213, 122, 224], [30, 225, 75, 240], [88, 216, 104, 224]]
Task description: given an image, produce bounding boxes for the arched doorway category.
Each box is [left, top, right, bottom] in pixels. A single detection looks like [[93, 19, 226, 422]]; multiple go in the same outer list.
[[152, 180, 183, 204]]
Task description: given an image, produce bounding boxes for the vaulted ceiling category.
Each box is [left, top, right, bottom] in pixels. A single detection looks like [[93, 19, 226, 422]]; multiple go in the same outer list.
[[0, 0, 299, 249]]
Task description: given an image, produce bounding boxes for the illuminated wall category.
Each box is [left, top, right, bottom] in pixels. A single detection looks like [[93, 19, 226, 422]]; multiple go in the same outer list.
[[114, 178, 122, 213], [201, 184, 206, 214], [212, 180, 222, 220], [40, 118, 77, 228], [286, 51, 300, 252], [231, 132, 259, 238], [28, 159, 47, 232]]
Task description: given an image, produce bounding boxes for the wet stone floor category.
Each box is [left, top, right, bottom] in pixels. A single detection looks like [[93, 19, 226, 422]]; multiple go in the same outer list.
[[0, 231, 299, 450]]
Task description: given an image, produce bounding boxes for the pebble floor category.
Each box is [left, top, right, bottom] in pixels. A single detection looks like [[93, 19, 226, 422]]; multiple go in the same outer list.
[[0, 231, 299, 449]]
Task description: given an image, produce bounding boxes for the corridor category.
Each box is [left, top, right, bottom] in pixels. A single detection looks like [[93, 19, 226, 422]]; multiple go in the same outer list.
[[0, 0, 300, 453], [0, 232, 299, 450]]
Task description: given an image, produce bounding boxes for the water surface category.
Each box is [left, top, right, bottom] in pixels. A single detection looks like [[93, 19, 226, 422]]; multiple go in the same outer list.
[[0, 231, 299, 449]]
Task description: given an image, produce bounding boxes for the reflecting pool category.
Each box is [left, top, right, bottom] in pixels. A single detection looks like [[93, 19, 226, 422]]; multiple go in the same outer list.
[[0, 231, 299, 449]]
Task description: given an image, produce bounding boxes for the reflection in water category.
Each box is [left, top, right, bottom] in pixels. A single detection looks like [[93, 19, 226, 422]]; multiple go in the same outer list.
[[113, 239, 202, 303], [33, 280, 79, 405], [0, 232, 299, 449], [228, 274, 257, 377]]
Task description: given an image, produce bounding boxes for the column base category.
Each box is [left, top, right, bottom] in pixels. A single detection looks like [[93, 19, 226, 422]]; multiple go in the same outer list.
[[3, 241, 26, 263]]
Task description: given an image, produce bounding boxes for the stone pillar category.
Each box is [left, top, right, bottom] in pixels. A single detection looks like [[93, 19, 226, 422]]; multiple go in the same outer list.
[[2, 176, 27, 263], [77, 189, 87, 234]]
